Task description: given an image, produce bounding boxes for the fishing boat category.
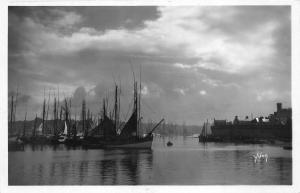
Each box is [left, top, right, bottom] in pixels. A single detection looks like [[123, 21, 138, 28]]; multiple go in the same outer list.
[[198, 120, 215, 142], [84, 69, 164, 149], [49, 96, 61, 144], [58, 121, 68, 143], [30, 121, 49, 144], [8, 93, 24, 145], [103, 80, 164, 149], [81, 98, 112, 148], [29, 96, 50, 144], [18, 112, 30, 143]]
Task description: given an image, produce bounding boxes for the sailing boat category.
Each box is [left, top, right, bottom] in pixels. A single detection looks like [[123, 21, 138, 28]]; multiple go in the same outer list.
[[8, 92, 22, 143], [29, 96, 50, 144], [198, 120, 214, 142], [81, 97, 115, 148], [36, 123, 43, 135], [56, 98, 72, 143], [104, 79, 164, 149], [58, 121, 68, 143], [18, 112, 30, 143]]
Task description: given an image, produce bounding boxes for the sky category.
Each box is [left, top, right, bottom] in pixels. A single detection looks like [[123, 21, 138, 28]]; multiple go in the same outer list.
[[8, 6, 291, 125]]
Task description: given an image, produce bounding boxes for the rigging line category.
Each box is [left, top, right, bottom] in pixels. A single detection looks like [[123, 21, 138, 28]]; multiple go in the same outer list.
[[122, 97, 134, 122], [45, 90, 51, 123], [14, 86, 19, 122]]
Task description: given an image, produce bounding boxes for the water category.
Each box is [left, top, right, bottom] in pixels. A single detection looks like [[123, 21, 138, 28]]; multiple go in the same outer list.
[[8, 136, 292, 185]]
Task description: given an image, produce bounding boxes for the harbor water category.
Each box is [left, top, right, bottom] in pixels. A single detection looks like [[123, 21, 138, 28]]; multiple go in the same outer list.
[[8, 136, 292, 185]]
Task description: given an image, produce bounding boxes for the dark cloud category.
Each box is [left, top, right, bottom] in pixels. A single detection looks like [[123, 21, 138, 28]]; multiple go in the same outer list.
[[8, 6, 291, 124], [68, 6, 159, 31], [8, 91, 31, 103]]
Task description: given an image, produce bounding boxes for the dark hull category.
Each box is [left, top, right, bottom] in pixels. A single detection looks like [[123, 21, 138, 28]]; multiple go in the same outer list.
[[28, 136, 51, 144], [83, 135, 153, 149]]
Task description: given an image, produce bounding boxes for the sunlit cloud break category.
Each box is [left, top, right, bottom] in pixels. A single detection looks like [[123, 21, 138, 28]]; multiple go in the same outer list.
[[8, 6, 291, 124]]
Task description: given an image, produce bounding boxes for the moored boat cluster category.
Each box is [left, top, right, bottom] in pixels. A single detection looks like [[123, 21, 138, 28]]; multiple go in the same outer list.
[[9, 79, 164, 149]]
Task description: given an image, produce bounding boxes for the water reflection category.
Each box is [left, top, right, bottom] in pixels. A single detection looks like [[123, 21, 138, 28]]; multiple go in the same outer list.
[[100, 159, 117, 185], [8, 137, 291, 185], [120, 150, 139, 185]]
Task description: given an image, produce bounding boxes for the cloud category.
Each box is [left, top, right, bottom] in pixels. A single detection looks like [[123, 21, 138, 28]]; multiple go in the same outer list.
[[72, 86, 87, 107], [9, 7, 279, 68], [51, 9, 82, 28], [8, 6, 291, 124], [199, 90, 207, 96], [8, 91, 32, 105]]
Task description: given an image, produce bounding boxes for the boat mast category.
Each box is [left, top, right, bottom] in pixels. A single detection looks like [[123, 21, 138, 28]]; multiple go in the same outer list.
[[131, 64, 138, 137], [42, 98, 46, 136], [139, 64, 142, 137], [114, 85, 119, 134], [10, 95, 14, 133], [118, 84, 121, 133], [134, 81, 138, 137], [45, 91, 51, 134], [57, 87, 60, 132], [32, 114, 37, 137], [22, 112, 27, 137], [87, 108, 90, 132], [57, 86, 60, 118], [65, 98, 70, 137], [207, 119, 209, 137], [73, 112, 77, 138], [53, 97, 57, 136], [59, 107, 63, 122], [14, 87, 19, 123], [69, 98, 72, 121], [102, 98, 106, 138], [82, 100, 86, 137]]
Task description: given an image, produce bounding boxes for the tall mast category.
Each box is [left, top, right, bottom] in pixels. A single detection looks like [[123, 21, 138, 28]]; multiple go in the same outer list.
[[65, 98, 69, 137], [22, 112, 27, 137], [33, 114, 37, 137], [73, 112, 77, 138], [206, 119, 208, 137], [82, 100, 86, 137], [69, 98, 72, 121], [130, 65, 138, 136], [118, 84, 121, 132], [14, 87, 19, 122], [102, 98, 106, 138], [134, 81, 138, 137], [114, 85, 118, 133], [59, 106, 63, 122], [87, 108, 90, 131], [103, 98, 106, 118], [42, 98, 46, 136], [139, 64, 142, 136], [53, 97, 57, 136], [10, 95, 14, 133], [45, 91, 51, 134], [57, 86, 60, 125]]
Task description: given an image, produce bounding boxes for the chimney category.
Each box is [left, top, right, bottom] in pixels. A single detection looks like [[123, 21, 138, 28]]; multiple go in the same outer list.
[[277, 103, 282, 112]]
